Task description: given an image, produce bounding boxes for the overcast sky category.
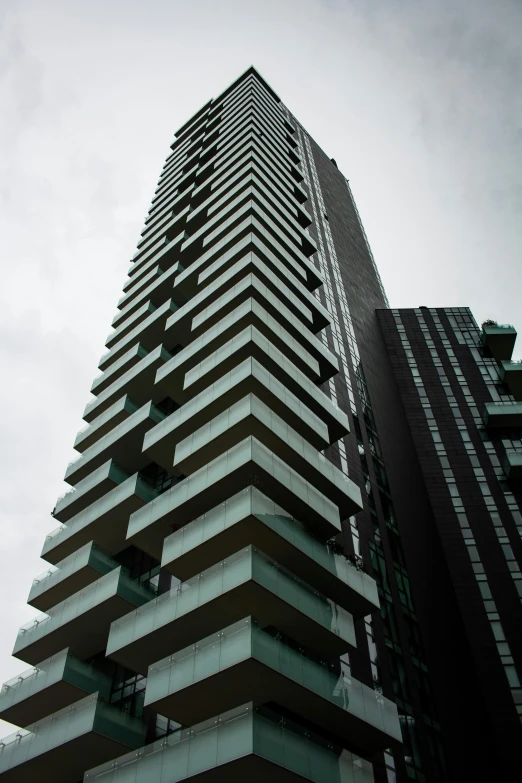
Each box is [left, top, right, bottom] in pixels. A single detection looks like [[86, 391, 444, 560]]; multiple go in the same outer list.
[[0, 0, 521, 734]]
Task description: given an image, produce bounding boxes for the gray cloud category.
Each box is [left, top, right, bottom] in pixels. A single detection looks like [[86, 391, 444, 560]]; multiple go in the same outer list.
[[0, 0, 521, 734]]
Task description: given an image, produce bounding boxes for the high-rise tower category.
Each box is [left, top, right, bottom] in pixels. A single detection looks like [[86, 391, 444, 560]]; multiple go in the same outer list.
[[0, 68, 401, 783], [0, 67, 520, 783]]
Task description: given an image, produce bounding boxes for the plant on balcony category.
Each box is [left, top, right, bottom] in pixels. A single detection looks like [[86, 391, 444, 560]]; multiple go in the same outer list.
[[346, 554, 366, 573], [325, 537, 367, 573]]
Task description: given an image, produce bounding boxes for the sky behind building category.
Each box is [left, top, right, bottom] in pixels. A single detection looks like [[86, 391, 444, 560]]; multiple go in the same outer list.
[[0, 0, 521, 733]]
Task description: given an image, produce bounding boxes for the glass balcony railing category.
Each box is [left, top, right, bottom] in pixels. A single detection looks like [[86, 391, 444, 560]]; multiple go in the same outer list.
[[29, 542, 119, 611], [129, 438, 342, 558], [98, 299, 178, 372], [145, 617, 401, 751], [195, 287, 334, 383], [147, 356, 330, 471], [160, 316, 320, 405], [196, 132, 293, 201], [194, 142, 296, 214], [52, 460, 129, 523], [181, 189, 314, 271], [83, 346, 171, 424], [105, 301, 157, 349], [203, 118, 293, 188], [190, 262, 319, 340], [151, 164, 197, 214], [482, 322, 515, 331], [214, 89, 287, 144], [85, 702, 374, 783], [167, 251, 315, 342], [14, 567, 154, 665], [175, 329, 347, 441], [0, 692, 146, 782], [91, 342, 149, 396], [132, 233, 165, 265], [178, 190, 322, 293], [154, 153, 199, 200], [117, 265, 161, 309], [113, 265, 179, 330], [161, 486, 379, 617], [106, 546, 354, 674], [174, 217, 306, 302], [188, 167, 305, 240], [172, 393, 362, 519], [215, 106, 288, 162], [124, 238, 177, 287], [42, 473, 157, 564], [75, 395, 139, 450], [64, 403, 165, 484], [0, 647, 111, 726]]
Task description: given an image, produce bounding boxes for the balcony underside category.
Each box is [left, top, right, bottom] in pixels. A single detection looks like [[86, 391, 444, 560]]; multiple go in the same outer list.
[[161, 487, 378, 617], [65, 403, 164, 486], [177, 269, 331, 374], [174, 224, 320, 302], [165, 259, 322, 348], [0, 648, 111, 727], [128, 437, 341, 559], [52, 460, 128, 523], [503, 452, 522, 482], [28, 542, 118, 611], [481, 325, 517, 361], [83, 346, 171, 424], [500, 361, 522, 400], [144, 622, 401, 754], [172, 394, 362, 519], [14, 568, 152, 665], [157, 303, 323, 407], [107, 548, 353, 675], [178, 203, 317, 292], [187, 162, 310, 237], [76, 395, 138, 449], [2, 678, 89, 730], [91, 343, 148, 396], [42, 475, 155, 565], [117, 266, 162, 311], [0, 694, 145, 783], [145, 358, 330, 473], [176, 331, 347, 443], [84, 703, 374, 783], [151, 657, 396, 754], [98, 300, 178, 372], [112, 265, 180, 329]]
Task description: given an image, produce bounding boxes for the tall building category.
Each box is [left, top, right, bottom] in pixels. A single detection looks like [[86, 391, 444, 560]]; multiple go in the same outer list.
[[377, 309, 522, 781], [0, 66, 519, 783]]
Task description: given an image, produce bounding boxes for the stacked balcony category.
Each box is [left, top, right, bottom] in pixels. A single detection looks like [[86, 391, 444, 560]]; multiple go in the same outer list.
[[85, 703, 374, 783], [503, 451, 522, 482], [500, 360, 522, 400], [0, 67, 400, 782], [480, 323, 517, 361], [0, 694, 145, 783], [483, 401, 522, 429]]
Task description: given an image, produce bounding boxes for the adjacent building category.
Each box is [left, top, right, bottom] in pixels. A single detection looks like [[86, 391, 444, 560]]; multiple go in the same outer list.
[[0, 67, 519, 783]]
